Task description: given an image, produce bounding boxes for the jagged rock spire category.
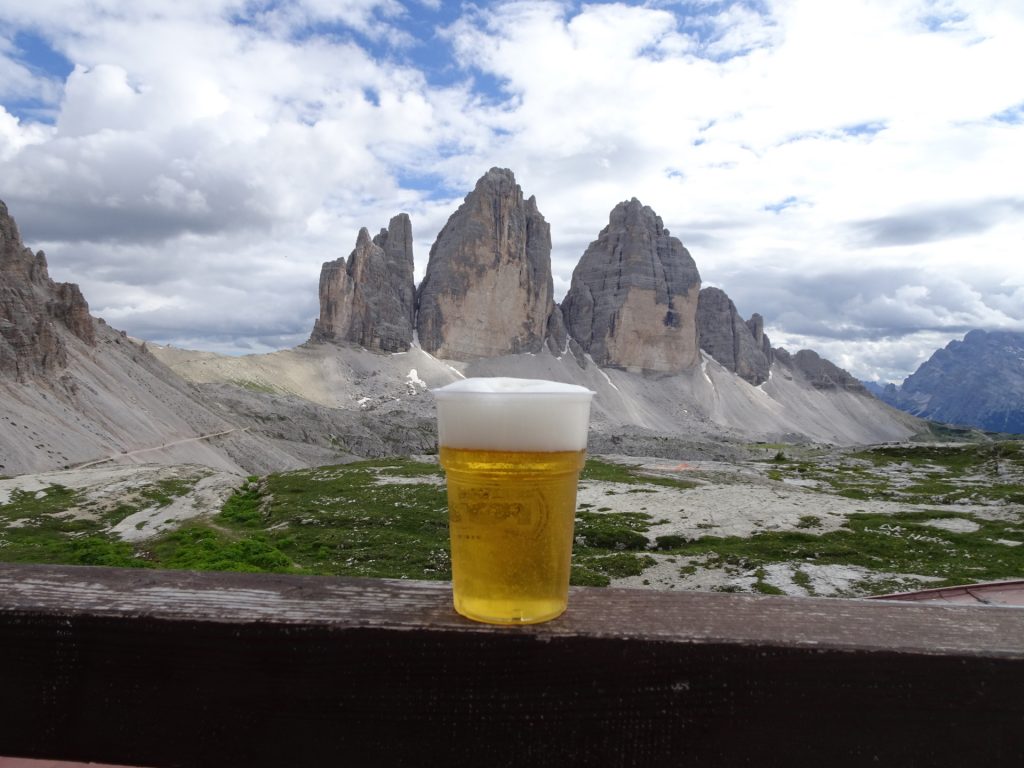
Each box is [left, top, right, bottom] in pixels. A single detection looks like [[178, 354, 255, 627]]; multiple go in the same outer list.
[[697, 287, 773, 385], [415, 168, 563, 360], [312, 213, 416, 353], [1, 200, 94, 381]]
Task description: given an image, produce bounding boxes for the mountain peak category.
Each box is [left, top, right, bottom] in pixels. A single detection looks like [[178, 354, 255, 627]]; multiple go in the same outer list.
[[561, 199, 701, 373], [880, 329, 1024, 433], [311, 213, 416, 353], [416, 168, 561, 359]]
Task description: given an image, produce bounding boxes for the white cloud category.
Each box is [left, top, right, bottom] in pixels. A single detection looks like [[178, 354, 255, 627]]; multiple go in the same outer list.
[[1, 0, 1022, 377], [769, 328, 966, 384]]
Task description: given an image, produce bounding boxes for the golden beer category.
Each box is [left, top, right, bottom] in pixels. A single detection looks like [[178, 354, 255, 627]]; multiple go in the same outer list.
[[441, 446, 586, 625], [433, 377, 594, 625]]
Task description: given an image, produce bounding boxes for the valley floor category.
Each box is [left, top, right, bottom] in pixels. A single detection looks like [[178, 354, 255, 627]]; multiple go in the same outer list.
[[1, 441, 1022, 597]]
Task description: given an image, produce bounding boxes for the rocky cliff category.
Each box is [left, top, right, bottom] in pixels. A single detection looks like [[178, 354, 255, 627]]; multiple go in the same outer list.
[[876, 330, 1024, 433], [311, 213, 416, 352], [1, 199, 95, 381], [696, 287, 773, 385], [561, 198, 701, 373], [775, 348, 866, 393], [0, 200, 359, 475], [416, 168, 563, 360]]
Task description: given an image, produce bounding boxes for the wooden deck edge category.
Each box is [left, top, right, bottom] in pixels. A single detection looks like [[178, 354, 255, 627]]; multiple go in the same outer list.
[[2, 564, 1023, 767]]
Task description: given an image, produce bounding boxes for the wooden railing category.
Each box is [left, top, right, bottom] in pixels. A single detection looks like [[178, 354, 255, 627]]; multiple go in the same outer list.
[[2, 563, 1023, 767]]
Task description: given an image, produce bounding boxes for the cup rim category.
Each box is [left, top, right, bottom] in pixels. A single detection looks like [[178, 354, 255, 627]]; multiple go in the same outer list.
[[432, 388, 595, 399]]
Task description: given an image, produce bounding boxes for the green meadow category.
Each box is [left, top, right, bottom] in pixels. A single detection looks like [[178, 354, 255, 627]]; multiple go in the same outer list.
[[2, 444, 1021, 596]]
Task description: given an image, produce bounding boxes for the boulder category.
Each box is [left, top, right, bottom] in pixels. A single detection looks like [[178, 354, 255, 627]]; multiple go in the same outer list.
[[561, 198, 701, 373], [416, 168, 559, 360]]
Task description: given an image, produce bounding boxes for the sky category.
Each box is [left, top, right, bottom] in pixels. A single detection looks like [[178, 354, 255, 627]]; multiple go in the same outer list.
[[1, 0, 1022, 383]]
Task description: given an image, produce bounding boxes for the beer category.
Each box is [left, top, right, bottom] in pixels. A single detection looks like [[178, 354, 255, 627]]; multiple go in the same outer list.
[[442, 446, 585, 624], [434, 377, 594, 625]]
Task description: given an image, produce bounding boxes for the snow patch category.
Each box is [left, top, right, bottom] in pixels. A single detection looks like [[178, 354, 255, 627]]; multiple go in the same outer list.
[[406, 368, 427, 390], [699, 353, 713, 386], [595, 364, 621, 393]]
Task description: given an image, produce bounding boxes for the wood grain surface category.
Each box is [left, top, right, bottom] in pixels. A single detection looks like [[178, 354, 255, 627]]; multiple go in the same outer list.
[[2, 563, 1022, 767]]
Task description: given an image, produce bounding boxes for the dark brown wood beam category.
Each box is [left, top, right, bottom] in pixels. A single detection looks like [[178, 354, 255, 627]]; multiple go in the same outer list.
[[2, 563, 1022, 767]]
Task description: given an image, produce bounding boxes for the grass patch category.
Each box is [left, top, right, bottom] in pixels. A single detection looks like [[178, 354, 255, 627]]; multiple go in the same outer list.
[[101, 502, 143, 526], [654, 534, 688, 550], [230, 379, 279, 394], [581, 458, 697, 489], [213, 460, 452, 580], [570, 565, 611, 587], [7, 448, 1020, 598], [574, 552, 657, 582], [218, 478, 264, 527], [753, 567, 785, 595], [369, 459, 443, 478], [792, 568, 814, 594], [148, 526, 292, 572], [654, 509, 1024, 595], [1, 484, 80, 520], [2, 459, 675, 588], [139, 476, 201, 508], [0, 484, 146, 567], [766, 441, 1024, 507], [854, 442, 1022, 473], [573, 510, 651, 551]]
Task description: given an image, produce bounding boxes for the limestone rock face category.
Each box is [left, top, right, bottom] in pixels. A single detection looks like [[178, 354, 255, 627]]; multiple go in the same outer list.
[[776, 348, 866, 393], [416, 168, 558, 360], [875, 330, 1024, 432], [696, 287, 772, 385], [1, 199, 95, 381], [746, 313, 774, 365], [311, 213, 416, 353], [561, 198, 701, 373]]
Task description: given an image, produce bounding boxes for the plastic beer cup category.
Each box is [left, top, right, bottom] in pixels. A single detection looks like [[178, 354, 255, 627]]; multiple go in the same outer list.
[[433, 377, 595, 625]]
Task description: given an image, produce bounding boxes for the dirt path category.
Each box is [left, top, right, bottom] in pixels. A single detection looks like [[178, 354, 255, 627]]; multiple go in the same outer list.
[[73, 428, 250, 470]]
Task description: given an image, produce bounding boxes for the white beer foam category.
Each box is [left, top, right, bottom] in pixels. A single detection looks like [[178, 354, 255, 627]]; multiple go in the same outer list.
[[433, 377, 594, 452]]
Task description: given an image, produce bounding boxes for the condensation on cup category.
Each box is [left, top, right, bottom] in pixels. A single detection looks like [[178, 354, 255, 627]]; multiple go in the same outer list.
[[433, 377, 595, 625]]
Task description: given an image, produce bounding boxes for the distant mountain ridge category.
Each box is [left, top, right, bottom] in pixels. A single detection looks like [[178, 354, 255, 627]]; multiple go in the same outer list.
[[872, 330, 1024, 434], [1, 172, 923, 477]]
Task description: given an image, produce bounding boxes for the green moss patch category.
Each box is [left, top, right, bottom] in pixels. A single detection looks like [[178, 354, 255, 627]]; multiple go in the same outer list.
[[654, 509, 1024, 594], [582, 458, 697, 489]]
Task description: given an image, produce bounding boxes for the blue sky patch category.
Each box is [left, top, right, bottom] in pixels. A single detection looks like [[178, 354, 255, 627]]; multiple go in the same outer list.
[[764, 195, 800, 213], [841, 121, 887, 138], [393, 2, 464, 87], [12, 30, 74, 80], [992, 103, 1024, 125], [3, 31, 73, 123], [919, 9, 969, 33], [395, 169, 463, 200]]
